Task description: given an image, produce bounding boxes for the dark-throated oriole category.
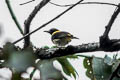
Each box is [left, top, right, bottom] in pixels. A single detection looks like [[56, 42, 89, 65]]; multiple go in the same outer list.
[[44, 28, 79, 47]]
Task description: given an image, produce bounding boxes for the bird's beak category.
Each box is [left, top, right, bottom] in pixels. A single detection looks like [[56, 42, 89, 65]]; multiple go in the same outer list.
[[44, 30, 49, 33]]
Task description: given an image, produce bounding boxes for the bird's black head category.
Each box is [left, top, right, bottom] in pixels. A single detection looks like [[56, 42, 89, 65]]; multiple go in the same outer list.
[[44, 28, 59, 34]]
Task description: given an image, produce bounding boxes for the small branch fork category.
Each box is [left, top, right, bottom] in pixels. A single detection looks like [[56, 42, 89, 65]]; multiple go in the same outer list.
[[100, 3, 120, 52], [24, 0, 50, 48]]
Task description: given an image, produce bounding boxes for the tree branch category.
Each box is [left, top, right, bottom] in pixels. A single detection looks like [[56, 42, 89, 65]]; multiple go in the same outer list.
[[102, 3, 120, 38], [13, 0, 84, 44], [100, 3, 120, 51], [35, 39, 120, 59], [1, 39, 120, 60], [24, 0, 50, 48]]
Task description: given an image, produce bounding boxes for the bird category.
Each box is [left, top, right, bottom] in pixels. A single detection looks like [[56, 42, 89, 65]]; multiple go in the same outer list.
[[44, 28, 79, 47]]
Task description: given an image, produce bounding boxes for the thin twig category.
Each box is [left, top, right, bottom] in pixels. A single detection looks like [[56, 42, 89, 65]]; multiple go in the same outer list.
[[5, 0, 24, 35], [20, 0, 35, 5], [13, 0, 84, 44], [49, 2, 118, 7], [23, 0, 50, 48], [29, 68, 37, 80]]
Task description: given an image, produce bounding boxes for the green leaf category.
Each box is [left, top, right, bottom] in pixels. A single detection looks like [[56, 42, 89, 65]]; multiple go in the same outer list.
[[84, 55, 120, 80], [57, 57, 78, 79], [2, 42, 18, 59], [83, 57, 95, 80], [92, 55, 120, 80], [37, 60, 66, 80], [51, 46, 57, 48], [43, 46, 49, 49], [3, 46, 36, 72], [104, 55, 114, 65], [92, 56, 112, 80]]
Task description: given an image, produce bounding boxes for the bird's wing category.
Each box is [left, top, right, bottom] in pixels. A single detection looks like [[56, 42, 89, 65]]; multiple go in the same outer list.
[[52, 31, 72, 39]]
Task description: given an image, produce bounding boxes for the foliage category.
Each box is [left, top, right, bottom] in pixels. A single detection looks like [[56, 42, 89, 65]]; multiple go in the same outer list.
[[3, 42, 36, 72], [57, 57, 78, 79], [38, 60, 66, 80], [83, 55, 120, 80], [39, 46, 79, 79]]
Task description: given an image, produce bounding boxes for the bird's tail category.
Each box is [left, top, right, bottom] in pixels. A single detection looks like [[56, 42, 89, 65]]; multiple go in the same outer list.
[[72, 36, 79, 39]]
